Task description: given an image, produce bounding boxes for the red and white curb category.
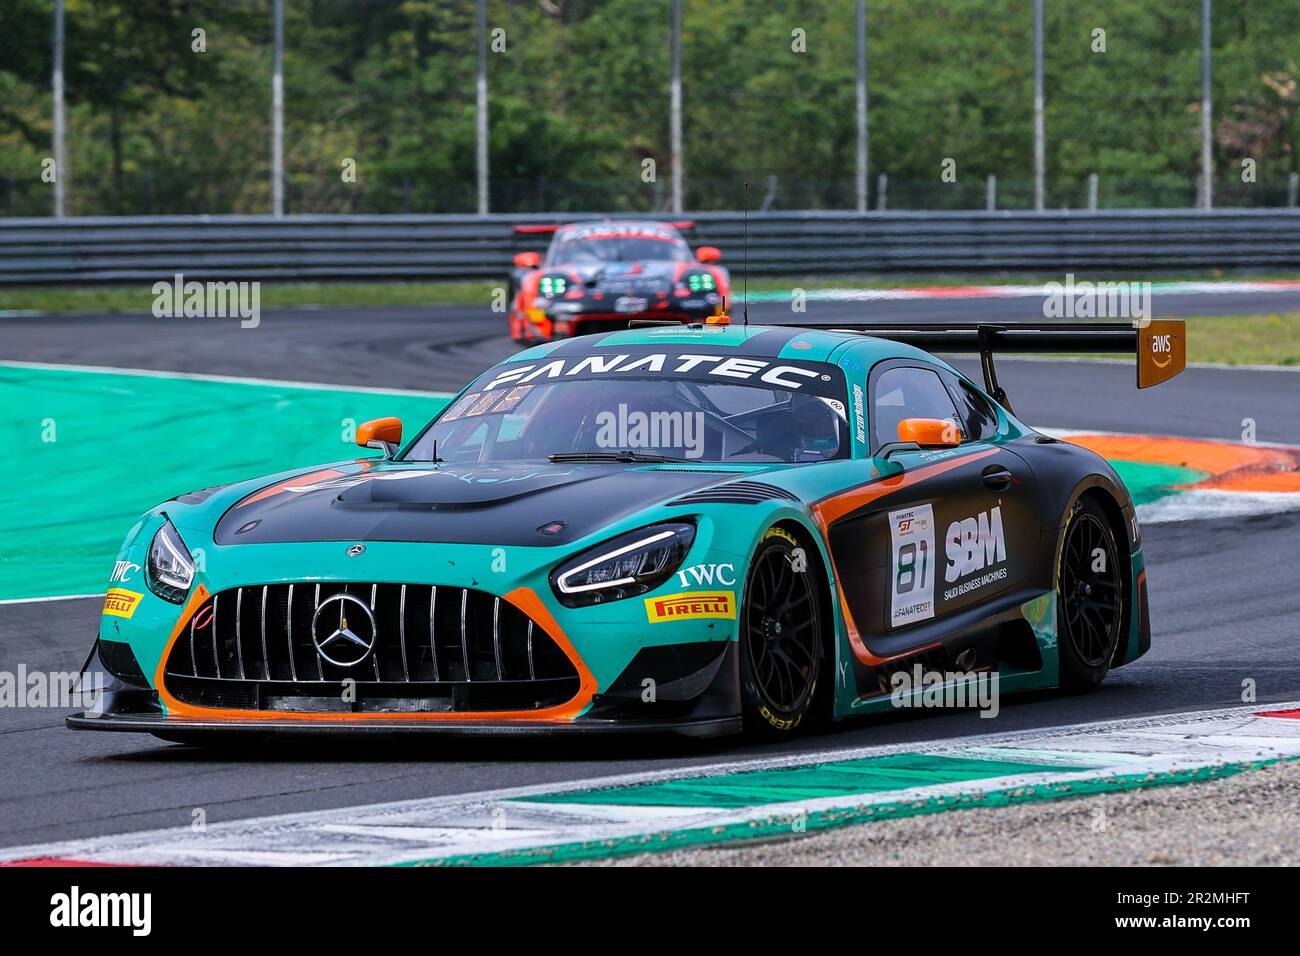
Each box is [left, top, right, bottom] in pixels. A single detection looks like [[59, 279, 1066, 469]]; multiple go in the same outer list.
[[2, 703, 1298, 867], [747, 279, 1300, 303]]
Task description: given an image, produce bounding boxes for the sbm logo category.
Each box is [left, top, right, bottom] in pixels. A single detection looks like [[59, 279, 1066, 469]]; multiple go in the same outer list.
[[944, 505, 1007, 582]]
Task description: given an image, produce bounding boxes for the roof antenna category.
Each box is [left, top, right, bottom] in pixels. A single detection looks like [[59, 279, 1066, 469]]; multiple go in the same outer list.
[[742, 180, 750, 327]]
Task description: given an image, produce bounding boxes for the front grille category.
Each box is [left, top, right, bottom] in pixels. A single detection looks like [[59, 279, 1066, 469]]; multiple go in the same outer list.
[[164, 583, 579, 713], [669, 480, 800, 505]]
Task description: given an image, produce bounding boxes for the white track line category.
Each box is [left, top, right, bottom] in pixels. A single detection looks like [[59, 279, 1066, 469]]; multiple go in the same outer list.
[[0, 593, 101, 606], [0, 359, 455, 397]]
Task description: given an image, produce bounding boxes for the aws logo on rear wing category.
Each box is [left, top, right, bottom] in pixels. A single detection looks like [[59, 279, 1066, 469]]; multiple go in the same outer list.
[[1138, 320, 1186, 388], [482, 352, 832, 392]]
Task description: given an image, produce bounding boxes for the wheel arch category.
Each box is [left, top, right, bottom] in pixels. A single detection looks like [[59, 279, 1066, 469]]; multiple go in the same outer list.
[[1056, 481, 1134, 670], [763, 517, 839, 719]]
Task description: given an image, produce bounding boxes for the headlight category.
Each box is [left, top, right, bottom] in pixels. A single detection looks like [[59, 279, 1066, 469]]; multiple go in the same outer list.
[[550, 522, 694, 608], [538, 273, 569, 298], [147, 518, 195, 603], [684, 270, 716, 293]]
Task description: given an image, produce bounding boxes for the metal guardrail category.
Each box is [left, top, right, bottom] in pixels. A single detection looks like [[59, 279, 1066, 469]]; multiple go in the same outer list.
[[3, 210, 1300, 285]]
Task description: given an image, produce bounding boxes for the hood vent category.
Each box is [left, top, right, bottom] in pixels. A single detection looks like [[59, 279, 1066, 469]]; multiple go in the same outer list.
[[668, 480, 799, 506], [650, 468, 747, 475]]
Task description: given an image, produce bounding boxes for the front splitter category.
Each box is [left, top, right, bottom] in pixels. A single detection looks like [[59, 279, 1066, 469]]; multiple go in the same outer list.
[[66, 711, 742, 739]]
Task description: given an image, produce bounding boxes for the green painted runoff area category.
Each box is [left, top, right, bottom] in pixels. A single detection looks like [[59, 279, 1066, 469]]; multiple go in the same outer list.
[[1, 364, 448, 601], [1106, 459, 1207, 506], [521, 752, 1096, 808]]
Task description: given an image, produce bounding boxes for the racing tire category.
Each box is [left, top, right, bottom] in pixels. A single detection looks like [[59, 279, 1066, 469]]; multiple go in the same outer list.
[[739, 527, 824, 737], [1056, 495, 1124, 692]]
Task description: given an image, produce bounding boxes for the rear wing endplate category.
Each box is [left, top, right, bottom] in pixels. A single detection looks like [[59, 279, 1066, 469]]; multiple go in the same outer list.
[[804, 321, 1186, 409]]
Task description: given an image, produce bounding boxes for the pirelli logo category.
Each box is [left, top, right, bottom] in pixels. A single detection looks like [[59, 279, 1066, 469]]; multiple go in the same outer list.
[[645, 591, 736, 623], [102, 588, 143, 619]]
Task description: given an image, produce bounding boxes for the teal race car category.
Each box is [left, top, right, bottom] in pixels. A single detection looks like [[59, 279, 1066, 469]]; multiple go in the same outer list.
[[70, 318, 1185, 742]]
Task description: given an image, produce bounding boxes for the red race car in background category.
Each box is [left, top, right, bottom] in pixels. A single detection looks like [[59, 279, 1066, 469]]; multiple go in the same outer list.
[[508, 219, 729, 342]]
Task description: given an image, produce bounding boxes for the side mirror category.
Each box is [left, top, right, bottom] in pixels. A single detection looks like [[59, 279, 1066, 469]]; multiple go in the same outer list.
[[878, 418, 963, 459], [356, 417, 403, 458], [514, 251, 542, 269], [695, 245, 722, 263], [898, 417, 962, 448]]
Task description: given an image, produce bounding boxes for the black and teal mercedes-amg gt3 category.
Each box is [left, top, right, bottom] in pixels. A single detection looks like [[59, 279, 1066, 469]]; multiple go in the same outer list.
[[71, 318, 1185, 742]]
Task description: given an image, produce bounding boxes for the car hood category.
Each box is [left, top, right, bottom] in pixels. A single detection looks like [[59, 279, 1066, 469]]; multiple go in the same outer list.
[[213, 460, 756, 548]]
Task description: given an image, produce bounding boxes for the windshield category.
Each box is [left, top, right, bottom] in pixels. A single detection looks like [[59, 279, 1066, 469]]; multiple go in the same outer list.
[[405, 352, 850, 465], [551, 236, 689, 264]]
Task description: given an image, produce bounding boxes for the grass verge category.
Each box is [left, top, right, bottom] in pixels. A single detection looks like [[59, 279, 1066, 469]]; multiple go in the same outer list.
[[6, 271, 1300, 314], [0, 280, 496, 314]]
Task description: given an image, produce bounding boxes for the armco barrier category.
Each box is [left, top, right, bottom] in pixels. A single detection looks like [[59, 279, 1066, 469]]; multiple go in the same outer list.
[[2, 209, 1300, 284]]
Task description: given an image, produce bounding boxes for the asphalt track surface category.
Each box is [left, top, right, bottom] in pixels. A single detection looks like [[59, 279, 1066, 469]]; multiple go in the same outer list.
[[1, 298, 1298, 850]]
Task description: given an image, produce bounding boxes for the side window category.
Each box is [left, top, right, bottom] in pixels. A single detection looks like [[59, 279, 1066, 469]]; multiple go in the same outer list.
[[946, 377, 1000, 442], [871, 365, 960, 449]]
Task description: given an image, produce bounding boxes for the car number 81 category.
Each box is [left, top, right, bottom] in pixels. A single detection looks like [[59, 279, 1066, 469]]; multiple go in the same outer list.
[[888, 503, 936, 628]]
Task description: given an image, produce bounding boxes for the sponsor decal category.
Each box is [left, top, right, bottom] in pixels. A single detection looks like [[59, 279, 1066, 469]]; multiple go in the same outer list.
[[481, 352, 827, 392], [944, 504, 1008, 584], [102, 588, 142, 619], [645, 591, 736, 623], [851, 383, 866, 444], [943, 567, 1009, 602], [648, 324, 728, 336], [1137, 320, 1186, 388], [675, 562, 737, 588], [109, 560, 139, 584], [559, 222, 679, 242], [888, 504, 936, 627], [191, 604, 215, 630]]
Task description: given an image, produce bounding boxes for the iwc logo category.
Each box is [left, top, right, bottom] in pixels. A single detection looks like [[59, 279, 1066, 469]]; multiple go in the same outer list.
[[311, 593, 377, 667]]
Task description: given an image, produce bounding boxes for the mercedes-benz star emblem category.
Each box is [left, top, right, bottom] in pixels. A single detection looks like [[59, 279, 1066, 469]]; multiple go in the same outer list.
[[346, 544, 366, 557], [311, 593, 377, 667]]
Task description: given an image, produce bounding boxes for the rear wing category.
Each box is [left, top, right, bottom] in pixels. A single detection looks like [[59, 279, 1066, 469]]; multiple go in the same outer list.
[[803, 321, 1186, 410], [512, 219, 696, 236]]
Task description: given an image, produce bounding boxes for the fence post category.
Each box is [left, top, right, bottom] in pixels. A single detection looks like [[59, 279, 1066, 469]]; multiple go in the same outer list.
[[876, 174, 887, 211], [476, 0, 489, 215], [1288, 172, 1298, 208], [986, 174, 996, 211], [1033, 0, 1045, 211], [1199, 0, 1213, 210], [670, 0, 683, 214], [271, 0, 284, 217], [1088, 173, 1099, 211], [855, 0, 869, 213], [52, 0, 66, 217]]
